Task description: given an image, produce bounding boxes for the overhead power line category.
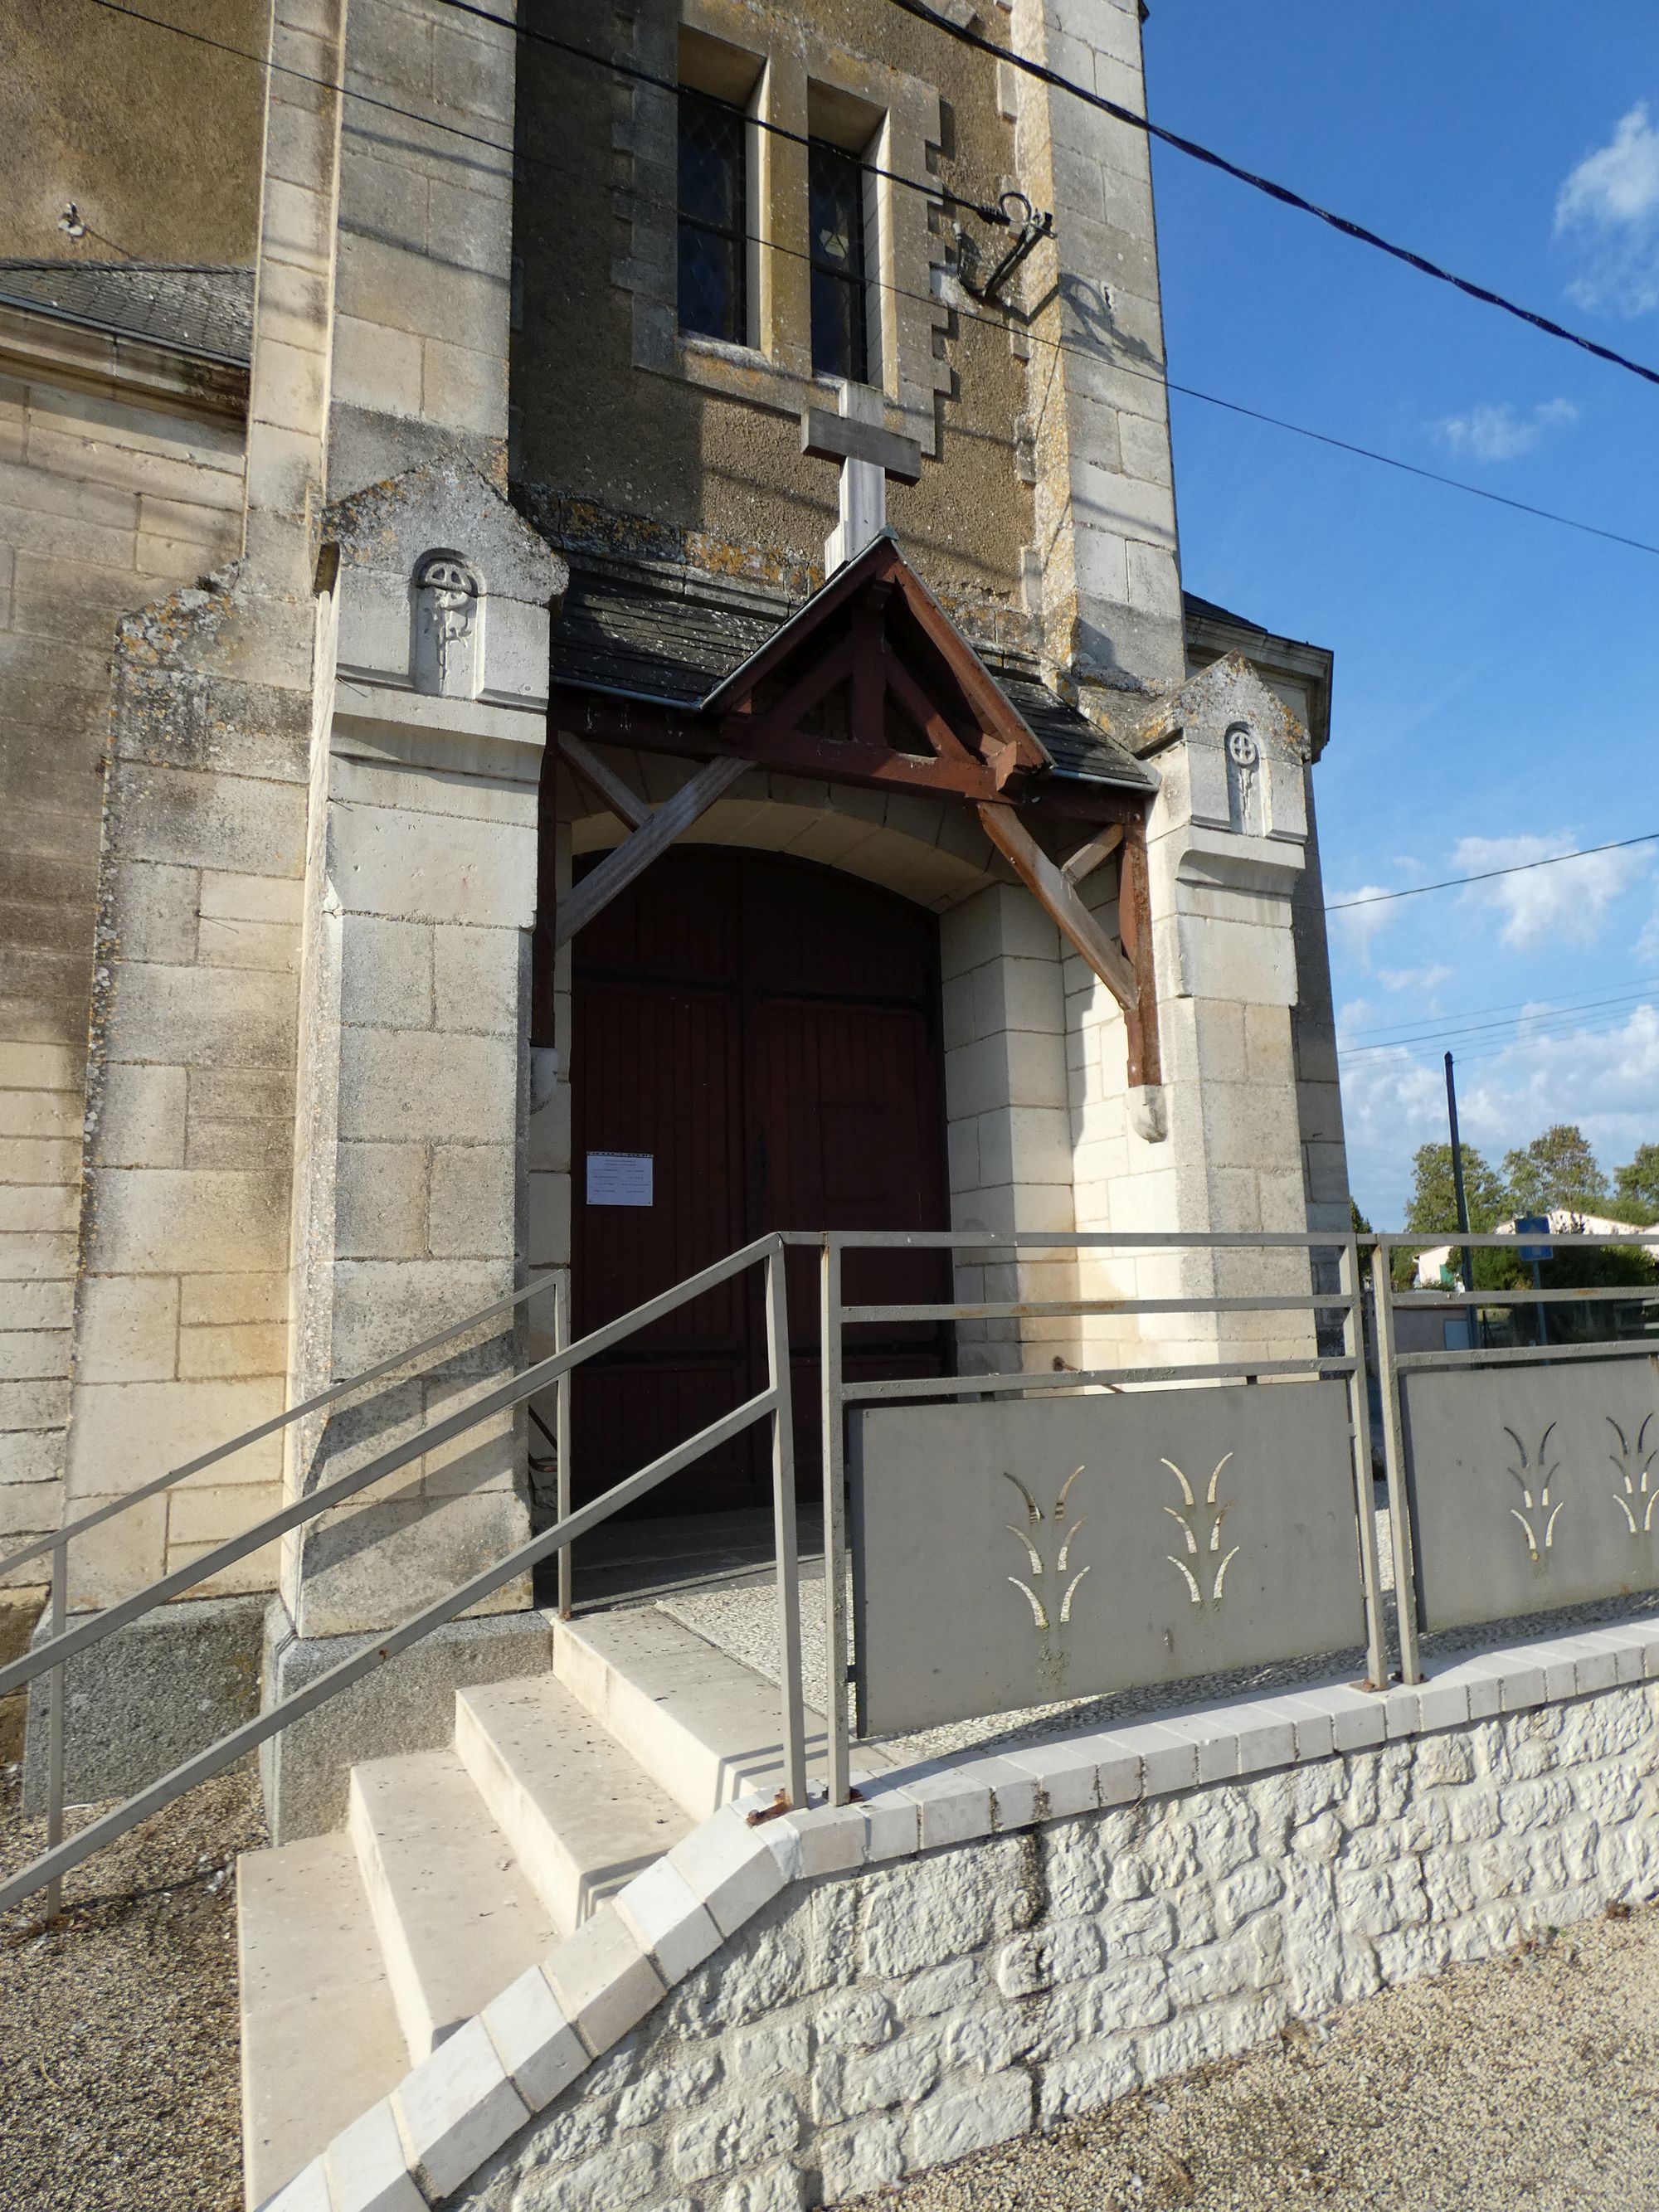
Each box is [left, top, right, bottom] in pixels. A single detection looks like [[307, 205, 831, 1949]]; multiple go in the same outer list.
[[888, 0, 1659, 395], [75, 0, 1659, 566], [1326, 833, 1659, 912], [1339, 972, 1659, 1042], [1156, 386, 1659, 561], [1340, 995, 1659, 1070], [1340, 981, 1659, 1056]]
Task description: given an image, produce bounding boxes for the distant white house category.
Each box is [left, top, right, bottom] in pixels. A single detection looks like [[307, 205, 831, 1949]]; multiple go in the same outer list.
[[1414, 1210, 1652, 1287]]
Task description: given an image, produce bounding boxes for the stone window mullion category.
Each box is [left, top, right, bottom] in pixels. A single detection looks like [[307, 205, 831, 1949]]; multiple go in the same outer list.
[[756, 37, 810, 377]]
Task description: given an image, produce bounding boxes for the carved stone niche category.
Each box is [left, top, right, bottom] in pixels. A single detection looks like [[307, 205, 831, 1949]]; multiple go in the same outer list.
[[1134, 652, 1316, 1014], [327, 457, 567, 733], [1136, 652, 1313, 873]]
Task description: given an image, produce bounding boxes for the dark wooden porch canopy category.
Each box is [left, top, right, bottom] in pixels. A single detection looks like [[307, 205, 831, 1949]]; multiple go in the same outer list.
[[536, 534, 1162, 1087]]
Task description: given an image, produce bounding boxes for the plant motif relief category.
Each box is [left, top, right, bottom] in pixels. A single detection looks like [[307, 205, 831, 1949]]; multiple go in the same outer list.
[[1506, 1423, 1564, 1562], [1161, 1454, 1239, 1607], [1001, 1466, 1091, 1631], [1608, 1413, 1657, 1537]]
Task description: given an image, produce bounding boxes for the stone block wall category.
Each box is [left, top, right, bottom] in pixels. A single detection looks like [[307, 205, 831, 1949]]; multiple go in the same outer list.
[[280, 701, 542, 1640], [328, 0, 516, 498], [0, 342, 246, 1592], [63, 577, 319, 1610], [939, 884, 1082, 1376], [457, 1657, 1659, 2211], [1009, 0, 1185, 692], [1289, 788, 1350, 1241]]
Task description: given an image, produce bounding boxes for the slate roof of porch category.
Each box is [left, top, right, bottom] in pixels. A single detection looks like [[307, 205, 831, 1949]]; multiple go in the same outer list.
[[0, 260, 254, 364], [548, 562, 1156, 794]]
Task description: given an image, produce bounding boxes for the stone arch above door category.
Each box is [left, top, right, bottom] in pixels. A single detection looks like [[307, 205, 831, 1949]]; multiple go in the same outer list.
[[561, 759, 1006, 913]]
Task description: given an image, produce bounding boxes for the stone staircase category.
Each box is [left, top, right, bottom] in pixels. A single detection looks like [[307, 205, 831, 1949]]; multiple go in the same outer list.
[[238, 1607, 840, 2208]]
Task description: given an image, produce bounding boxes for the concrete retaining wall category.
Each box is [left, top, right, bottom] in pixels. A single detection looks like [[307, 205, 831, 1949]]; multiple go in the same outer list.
[[253, 1626, 1657, 2212], [459, 1666, 1657, 2209]]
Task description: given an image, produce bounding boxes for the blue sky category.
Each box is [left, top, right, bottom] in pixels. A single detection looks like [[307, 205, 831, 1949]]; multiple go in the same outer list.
[[1141, 2, 1659, 1223]]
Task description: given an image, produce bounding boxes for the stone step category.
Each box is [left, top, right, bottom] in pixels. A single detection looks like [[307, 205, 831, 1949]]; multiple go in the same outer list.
[[347, 1745, 557, 2064], [454, 1672, 693, 1935], [551, 1607, 841, 1821], [237, 1831, 409, 2210]]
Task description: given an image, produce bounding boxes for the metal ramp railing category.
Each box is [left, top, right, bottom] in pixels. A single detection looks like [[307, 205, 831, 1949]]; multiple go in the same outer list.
[[0, 1236, 808, 1918], [9, 1220, 1654, 1920]]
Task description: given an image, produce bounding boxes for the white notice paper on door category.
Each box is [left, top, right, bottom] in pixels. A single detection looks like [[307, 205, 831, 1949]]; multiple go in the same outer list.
[[586, 1151, 654, 1206]]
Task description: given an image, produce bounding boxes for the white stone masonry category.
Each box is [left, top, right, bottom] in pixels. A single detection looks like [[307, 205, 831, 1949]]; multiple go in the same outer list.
[[260, 1619, 1659, 2212]]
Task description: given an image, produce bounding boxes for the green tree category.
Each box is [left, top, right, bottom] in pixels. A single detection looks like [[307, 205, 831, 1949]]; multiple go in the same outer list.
[[1404, 1142, 1508, 1233], [1501, 1123, 1610, 1217], [1613, 1142, 1659, 1226], [1400, 1141, 1516, 1290], [1508, 1130, 1657, 1319], [1350, 1197, 1373, 1236]]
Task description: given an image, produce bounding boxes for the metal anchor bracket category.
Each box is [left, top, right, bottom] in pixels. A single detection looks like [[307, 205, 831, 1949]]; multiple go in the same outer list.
[[960, 190, 1056, 306]]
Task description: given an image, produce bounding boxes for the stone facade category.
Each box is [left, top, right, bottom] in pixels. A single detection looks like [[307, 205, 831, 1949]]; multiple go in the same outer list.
[[2, 0, 1352, 1755], [0, 309, 250, 1595]]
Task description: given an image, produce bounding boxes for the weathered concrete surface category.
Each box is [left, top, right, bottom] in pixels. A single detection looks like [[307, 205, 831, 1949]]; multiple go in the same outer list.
[[0, 1588, 45, 1764], [0, 0, 263, 260], [259, 1601, 552, 1843], [21, 1592, 265, 1808]]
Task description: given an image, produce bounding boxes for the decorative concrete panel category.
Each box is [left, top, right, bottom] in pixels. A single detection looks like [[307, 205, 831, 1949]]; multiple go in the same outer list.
[[849, 1383, 1365, 1735], [1403, 1357, 1659, 1632]]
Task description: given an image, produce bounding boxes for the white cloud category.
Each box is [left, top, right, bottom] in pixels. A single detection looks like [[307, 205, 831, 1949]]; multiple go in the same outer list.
[[1450, 834, 1652, 951], [1554, 102, 1659, 315], [1335, 997, 1381, 1038], [1330, 887, 1399, 966], [1376, 963, 1454, 997], [1435, 398, 1577, 462], [1342, 1003, 1659, 1224]]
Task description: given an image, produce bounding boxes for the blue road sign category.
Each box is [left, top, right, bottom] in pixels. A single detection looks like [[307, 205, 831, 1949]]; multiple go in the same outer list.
[[1515, 1213, 1554, 1263]]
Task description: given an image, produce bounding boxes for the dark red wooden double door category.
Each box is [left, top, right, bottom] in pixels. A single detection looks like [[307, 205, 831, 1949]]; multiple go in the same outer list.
[[571, 848, 951, 1511]]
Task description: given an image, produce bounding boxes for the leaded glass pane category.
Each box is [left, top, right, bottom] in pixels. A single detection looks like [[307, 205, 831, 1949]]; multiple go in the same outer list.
[[810, 139, 869, 382], [679, 89, 747, 344]]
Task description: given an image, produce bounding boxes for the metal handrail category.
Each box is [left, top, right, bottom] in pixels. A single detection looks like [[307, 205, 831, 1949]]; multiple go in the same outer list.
[[2, 1232, 782, 1703], [1370, 1228, 1659, 1248], [2, 1234, 801, 1918], [0, 1265, 564, 1582], [21, 1221, 1645, 1909]]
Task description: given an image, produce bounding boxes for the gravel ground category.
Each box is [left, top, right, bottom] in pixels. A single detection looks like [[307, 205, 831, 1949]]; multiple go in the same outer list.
[[837, 1901, 1659, 2211], [0, 1759, 262, 2212]]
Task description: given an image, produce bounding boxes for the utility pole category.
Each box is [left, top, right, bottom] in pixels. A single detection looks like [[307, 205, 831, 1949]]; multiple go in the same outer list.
[[1445, 1050, 1475, 1317]]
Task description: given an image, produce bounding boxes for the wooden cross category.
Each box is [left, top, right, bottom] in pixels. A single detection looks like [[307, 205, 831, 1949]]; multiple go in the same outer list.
[[800, 382, 922, 571]]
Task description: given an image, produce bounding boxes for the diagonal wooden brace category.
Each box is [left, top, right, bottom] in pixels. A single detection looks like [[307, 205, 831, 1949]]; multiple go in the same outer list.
[[556, 730, 652, 831], [977, 802, 1140, 1013], [554, 754, 750, 951]]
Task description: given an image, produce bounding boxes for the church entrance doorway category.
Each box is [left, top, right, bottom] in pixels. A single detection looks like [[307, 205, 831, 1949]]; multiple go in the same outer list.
[[570, 848, 952, 1514]]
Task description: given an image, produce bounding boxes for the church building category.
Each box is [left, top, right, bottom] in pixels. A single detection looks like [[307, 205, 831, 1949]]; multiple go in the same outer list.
[[0, 7, 1363, 2199]]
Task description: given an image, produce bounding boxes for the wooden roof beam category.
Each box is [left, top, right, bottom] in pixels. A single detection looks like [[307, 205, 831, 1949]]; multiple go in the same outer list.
[[1060, 819, 1124, 887], [976, 802, 1140, 1014], [556, 730, 652, 832]]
